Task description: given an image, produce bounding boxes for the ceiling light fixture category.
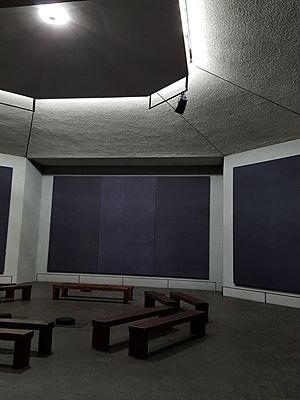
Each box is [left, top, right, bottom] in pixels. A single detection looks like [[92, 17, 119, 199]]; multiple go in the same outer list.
[[174, 92, 188, 114], [38, 4, 69, 25]]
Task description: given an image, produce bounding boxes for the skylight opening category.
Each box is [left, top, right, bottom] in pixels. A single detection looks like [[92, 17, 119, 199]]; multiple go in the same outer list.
[[38, 4, 70, 26]]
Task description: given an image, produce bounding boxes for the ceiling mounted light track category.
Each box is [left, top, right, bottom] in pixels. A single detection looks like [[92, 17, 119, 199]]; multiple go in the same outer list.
[[0, 0, 88, 8]]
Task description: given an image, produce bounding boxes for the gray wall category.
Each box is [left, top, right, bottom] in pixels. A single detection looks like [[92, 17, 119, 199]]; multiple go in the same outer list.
[[17, 160, 42, 283]]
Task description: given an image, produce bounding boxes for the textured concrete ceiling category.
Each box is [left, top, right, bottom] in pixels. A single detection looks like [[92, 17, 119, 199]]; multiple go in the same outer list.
[[0, 0, 299, 164]]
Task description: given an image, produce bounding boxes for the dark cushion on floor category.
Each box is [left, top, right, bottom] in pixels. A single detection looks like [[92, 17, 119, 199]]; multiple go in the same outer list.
[[56, 317, 76, 326], [0, 313, 12, 318]]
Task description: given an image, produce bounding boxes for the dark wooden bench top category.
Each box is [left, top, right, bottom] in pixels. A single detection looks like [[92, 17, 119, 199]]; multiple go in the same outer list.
[[93, 306, 174, 326], [53, 282, 133, 303], [169, 291, 209, 322], [144, 291, 179, 308], [53, 282, 132, 291], [0, 283, 32, 290], [128, 310, 206, 358], [0, 319, 55, 356], [0, 318, 55, 329], [92, 306, 174, 350], [0, 328, 34, 339], [130, 310, 206, 332]]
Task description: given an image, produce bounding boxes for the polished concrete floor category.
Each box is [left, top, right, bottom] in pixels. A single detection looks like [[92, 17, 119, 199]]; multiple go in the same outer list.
[[0, 283, 299, 400]]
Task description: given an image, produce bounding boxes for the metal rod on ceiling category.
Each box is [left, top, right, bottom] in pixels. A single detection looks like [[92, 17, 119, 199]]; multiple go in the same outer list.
[[0, 0, 89, 8]]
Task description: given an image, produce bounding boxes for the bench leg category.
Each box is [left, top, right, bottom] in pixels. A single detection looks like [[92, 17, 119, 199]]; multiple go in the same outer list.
[[13, 337, 32, 369], [190, 318, 206, 337], [128, 287, 133, 301], [52, 287, 60, 300], [195, 304, 209, 323], [22, 287, 31, 301], [144, 295, 155, 307], [123, 290, 129, 304], [92, 324, 110, 351], [61, 288, 68, 297], [5, 289, 14, 299], [128, 328, 148, 359], [38, 328, 53, 356]]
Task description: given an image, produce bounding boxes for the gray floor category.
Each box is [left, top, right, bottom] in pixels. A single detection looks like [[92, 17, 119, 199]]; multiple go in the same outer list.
[[0, 283, 299, 400]]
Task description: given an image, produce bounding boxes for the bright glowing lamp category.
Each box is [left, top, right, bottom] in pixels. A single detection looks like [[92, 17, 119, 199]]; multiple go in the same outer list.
[[38, 4, 70, 25]]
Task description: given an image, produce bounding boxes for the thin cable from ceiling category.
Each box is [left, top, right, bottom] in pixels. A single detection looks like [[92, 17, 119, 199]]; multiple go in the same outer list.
[[195, 65, 300, 118], [25, 99, 36, 157], [156, 92, 224, 156], [0, 101, 33, 113]]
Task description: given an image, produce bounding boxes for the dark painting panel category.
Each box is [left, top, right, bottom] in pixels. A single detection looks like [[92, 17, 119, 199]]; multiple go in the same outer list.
[[48, 176, 101, 273], [0, 167, 13, 274], [154, 177, 210, 279], [233, 155, 300, 294], [98, 177, 156, 275]]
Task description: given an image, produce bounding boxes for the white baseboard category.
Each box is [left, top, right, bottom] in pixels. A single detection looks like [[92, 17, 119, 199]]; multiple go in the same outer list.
[[223, 285, 300, 309], [35, 272, 217, 291], [0, 275, 13, 284], [36, 273, 79, 283], [79, 275, 123, 285]]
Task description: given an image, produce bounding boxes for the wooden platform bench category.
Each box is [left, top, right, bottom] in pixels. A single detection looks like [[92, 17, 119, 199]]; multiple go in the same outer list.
[[169, 291, 209, 322], [128, 310, 206, 358], [52, 283, 133, 304], [0, 319, 55, 356], [144, 291, 179, 309], [0, 328, 34, 369], [0, 284, 32, 301], [92, 306, 174, 351]]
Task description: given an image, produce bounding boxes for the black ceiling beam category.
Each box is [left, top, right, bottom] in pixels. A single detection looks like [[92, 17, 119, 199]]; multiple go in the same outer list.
[[0, 0, 88, 8]]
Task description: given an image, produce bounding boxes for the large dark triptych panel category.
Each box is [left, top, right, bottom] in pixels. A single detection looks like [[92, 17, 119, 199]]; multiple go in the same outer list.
[[233, 155, 300, 294], [48, 176, 210, 279], [48, 177, 101, 273], [0, 166, 13, 274], [154, 177, 210, 279], [98, 177, 156, 275]]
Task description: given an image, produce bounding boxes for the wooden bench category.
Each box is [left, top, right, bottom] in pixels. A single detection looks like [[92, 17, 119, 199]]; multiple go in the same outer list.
[[169, 291, 209, 322], [92, 306, 174, 351], [144, 291, 179, 309], [0, 319, 55, 356], [0, 328, 34, 368], [128, 310, 206, 358], [52, 283, 133, 304], [0, 284, 32, 301]]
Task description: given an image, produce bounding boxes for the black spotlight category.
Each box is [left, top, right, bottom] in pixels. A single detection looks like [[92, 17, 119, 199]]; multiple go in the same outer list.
[[175, 92, 187, 114]]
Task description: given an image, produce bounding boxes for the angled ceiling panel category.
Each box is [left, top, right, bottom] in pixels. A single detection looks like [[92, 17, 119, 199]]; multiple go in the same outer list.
[[0, 0, 187, 98], [189, 0, 300, 113], [0, 105, 33, 156], [161, 67, 300, 155], [27, 96, 221, 159]]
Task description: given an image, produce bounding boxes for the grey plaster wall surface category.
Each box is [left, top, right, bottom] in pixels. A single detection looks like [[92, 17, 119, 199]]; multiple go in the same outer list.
[[0, 104, 32, 156], [191, 0, 300, 113], [17, 160, 42, 283], [28, 96, 221, 158]]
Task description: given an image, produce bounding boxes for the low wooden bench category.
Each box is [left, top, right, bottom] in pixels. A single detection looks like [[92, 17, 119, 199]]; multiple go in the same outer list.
[[128, 310, 206, 358], [0, 319, 55, 356], [0, 284, 32, 301], [169, 291, 209, 322], [52, 283, 133, 304], [144, 291, 179, 309], [0, 328, 34, 368], [92, 306, 174, 351]]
